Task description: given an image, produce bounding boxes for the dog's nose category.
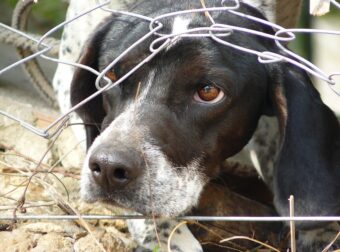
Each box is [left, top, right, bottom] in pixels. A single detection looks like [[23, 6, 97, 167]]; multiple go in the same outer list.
[[89, 147, 141, 190]]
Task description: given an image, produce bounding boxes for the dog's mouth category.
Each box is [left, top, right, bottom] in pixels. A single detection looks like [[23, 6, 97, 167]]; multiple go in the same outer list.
[[81, 174, 207, 216], [81, 145, 209, 216]]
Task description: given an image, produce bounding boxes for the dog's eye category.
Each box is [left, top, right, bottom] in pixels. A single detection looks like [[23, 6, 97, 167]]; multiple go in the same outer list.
[[194, 85, 224, 103], [105, 70, 117, 82]]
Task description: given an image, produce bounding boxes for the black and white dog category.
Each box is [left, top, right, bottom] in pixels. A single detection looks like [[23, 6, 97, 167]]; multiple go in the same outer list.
[[53, 0, 340, 251]]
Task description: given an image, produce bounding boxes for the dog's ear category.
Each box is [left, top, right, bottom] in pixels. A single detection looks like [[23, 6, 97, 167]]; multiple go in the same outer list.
[[70, 19, 114, 149], [268, 64, 340, 228]]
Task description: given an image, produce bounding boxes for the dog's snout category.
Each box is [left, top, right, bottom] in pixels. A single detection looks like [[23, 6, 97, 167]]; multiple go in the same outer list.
[[89, 147, 141, 190]]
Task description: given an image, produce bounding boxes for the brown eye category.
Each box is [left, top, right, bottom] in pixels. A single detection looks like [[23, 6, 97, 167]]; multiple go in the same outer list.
[[105, 70, 117, 82], [194, 85, 224, 103]]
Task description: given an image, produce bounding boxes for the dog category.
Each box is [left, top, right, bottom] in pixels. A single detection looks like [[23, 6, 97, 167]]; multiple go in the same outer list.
[[53, 0, 340, 251]]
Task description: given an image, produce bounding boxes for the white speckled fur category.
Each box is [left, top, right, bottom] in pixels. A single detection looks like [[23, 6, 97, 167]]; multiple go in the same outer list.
[[79, 74, 205, 250], [55, 1, 279, 251], [81, 88, 207, 216], [167, 17, 191, 50], [52, 0, 124, 142], [172, 16, 191, 35]]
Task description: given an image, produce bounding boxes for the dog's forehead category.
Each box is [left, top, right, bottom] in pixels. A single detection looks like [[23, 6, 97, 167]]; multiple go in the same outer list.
[[99, 35, 220, 85], [97, 15, 209, 67], [97, 5, 273, 103], [96, 1, 274, 75], [100, 38, 268, 111], [111, 42, 227, 99]]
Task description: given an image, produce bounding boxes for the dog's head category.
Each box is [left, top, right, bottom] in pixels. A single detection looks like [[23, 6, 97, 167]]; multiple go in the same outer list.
[[71, 1, 340, 221]]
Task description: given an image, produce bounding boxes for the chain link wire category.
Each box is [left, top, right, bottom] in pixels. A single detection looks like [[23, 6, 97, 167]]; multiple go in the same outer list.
[[0, 0, 339, 223], [0, 0, 339, 139]]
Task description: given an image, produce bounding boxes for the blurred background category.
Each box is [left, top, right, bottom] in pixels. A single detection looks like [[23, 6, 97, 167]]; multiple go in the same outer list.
[[290, 0, 340, 115]]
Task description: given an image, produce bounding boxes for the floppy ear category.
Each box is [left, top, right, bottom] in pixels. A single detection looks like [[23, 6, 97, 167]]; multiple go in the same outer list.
[[268, 65, 340, 228], [70, 20, 114, 149]]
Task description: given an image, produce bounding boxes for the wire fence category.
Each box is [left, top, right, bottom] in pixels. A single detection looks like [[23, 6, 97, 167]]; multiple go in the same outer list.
[[0, 0, 340, 139], [1, 215, 340, 222], [0, 0, 340, 251]]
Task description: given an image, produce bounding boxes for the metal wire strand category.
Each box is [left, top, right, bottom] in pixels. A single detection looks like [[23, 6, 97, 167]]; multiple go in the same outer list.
[[0, 215, 340, 222], [0, 1, 339, 138]]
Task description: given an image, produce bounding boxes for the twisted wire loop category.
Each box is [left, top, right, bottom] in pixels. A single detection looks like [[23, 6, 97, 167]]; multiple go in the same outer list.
[[0, 0, 339, 138]]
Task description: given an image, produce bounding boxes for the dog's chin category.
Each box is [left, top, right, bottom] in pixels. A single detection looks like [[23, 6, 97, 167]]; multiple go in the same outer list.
[[81, 187, 193, 217], [80, 188, 103, 204], [80, 159, 205, 216], [134, 204, 192, 217], [100, 196, 193, 217]]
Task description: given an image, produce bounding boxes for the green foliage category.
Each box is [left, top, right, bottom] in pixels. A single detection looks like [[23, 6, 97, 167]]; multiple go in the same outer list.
[[3, 0, 68, 32], [152, 245, 161, 252], [30, 1, 68, 26], [4, 0, 17, 8]]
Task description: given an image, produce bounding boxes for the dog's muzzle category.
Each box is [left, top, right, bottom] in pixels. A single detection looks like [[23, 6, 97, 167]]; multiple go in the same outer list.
[[81, 104, 207, 216]]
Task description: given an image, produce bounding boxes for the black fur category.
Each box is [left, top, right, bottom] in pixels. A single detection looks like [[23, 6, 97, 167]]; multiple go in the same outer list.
[[70, 0, 339, 246]]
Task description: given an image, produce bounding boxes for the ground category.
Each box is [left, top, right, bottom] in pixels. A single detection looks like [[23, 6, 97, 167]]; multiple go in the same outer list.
[[0, 83, 135, 252]]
